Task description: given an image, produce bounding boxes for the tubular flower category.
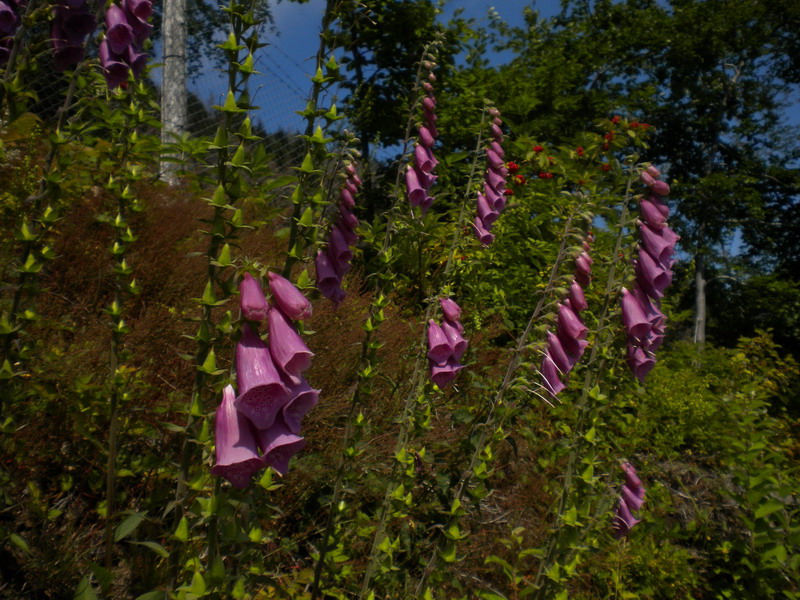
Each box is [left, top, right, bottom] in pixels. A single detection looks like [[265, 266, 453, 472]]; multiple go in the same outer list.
[[240, 272, 269, 322], [51, 0, 96, 71], [539, 234, 594, 396], [0, 0, 23, 65], [406, 61, 439, 212], [316, 161, 362, 304], [99, 0, 152, 88], [234, 324, 290, 429], [473, 106, 507, 246], [255, 415, 306, 476], [428, 297, 468, 388], [268, 271, 312, 321], [613, 462, 646, 537], [621, 164, 679, 382], [211, 385, 264, 489]]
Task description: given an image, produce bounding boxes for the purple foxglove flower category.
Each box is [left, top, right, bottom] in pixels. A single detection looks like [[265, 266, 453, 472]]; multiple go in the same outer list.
[[441, 320, 468, 361], [256, 415, 306, 476], [645, 326, 665, 352], [420, 196, 434, 214], [546, 331, 570, 373], [99, 39, 129, 88], [647, 194, 670, 218], [427, 320, 454, 364], [639, 197, 668, 229], [490, 140, 504, 158], [344, 180, 358, 196], [405, 166, 426, 206], [427, 122, 440, 138], [626, 344, 655, 382], [235, 325, 290, 429], [419, 125, 435, 147], [645, 164, 661, 179], [622, 484, 645, 512], [493, 117, 502, 126], [635, 249, 672, 299], [440, 298, 461, 323], [315, 251, 341, 301], [0, 2, 17, 34], [105, 4, 133, 54], [414, 144, 438, 173], [486, 167, 505, 193], [128, 12, 152, 46], [211, 384, 264, 489], [430, 358, 463, 388], [640, 170, 656, 187], [268, 307, 314, 385], [489, 123, 503, 140], [268, 271, 312, 321], [422, 81, 433, 93], [541, 353, 566, 396], [328, 226, 353, 269], [239, 272, 269, 322], [345, 162, 357, 176], [336, 221, 358, 246], [569, 281, 588, 312], [339, 207, 359, 231], [639, 223, 679, 267], [484, 182, 504, 210], [422, 95, 435, 111], [614, 497, 641, 536], [58, 3, 96, 38], [415, 165, 437, 190], [340, 187, 356, 209], [123, 0, 152, 22], [349, 173, 363, 187], [486, 148, 504, 169], [52, 35, 85, 71], [477, 193, 499, 228], [575, 252, 592, 277], [557, 302, 588, 341], [622, 462, 645, 492], [127, 45, 147, 77], [620, 288, 652, 340], [281, 378, 320, 434], [649, 180, 670, 196], [472, 217, 495, 246]]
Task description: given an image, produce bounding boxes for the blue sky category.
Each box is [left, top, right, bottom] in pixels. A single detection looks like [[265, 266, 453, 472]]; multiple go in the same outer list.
[[181, 0, 799, 140]]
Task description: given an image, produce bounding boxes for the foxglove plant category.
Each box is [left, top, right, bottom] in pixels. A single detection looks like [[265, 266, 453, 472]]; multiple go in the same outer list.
[[613, 462, 646, 537], [473, 107, 507, 246], [50, 0, 95, 71], [214, 271, 316, 488], [621, 164, 678, 382], [540, 234, 594, 396], [316, 161, 361, 304], [405, 60, 438, 213], [99, 0, 152, 88], [426, 297, 467, 387]]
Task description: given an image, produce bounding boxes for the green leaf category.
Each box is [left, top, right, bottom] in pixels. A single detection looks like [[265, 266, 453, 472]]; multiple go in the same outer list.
[[754, 500, 784, 520], [129, 541, 169, 558], [174, 516, 189, 542], [9, 533, 30, 552], [73, 577, 98, 600], [298, 207, 313, 227], [115, 511, 147, 542], [134, 592, 165, 600]]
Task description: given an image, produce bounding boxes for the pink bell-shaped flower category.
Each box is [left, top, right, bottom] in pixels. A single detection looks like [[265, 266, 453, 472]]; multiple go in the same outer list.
[[427, 320, 454, 364], [240, 272, 269, 322], [620, 288, 652, 341], [440, 298, 461, 323], [541, 353, 566, 396], [268, 271, 312, 321], [104, 4, 133, 54], [441, 320, 468, 361], [430, 358, 463, 388], [568, 280, 588, 312], [256, 415, 306, 476], [315, 250, 342, 301], [281, 378, 320, 434], [626, 344, 655, 382], [477, 193, 499, 227], [639, 197, 668, 229], [211, 385, 264, 488], [639, 223, 679, 267], [234, 324, 290, 429], [268, 308, 314, 385], [472, 217, 495, 246], [405, 166, 427, 206]]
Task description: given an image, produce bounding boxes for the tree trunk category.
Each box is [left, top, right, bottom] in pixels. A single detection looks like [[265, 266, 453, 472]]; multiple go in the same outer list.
[[160, 0, 187, 185], [693, 251, 706, 345]]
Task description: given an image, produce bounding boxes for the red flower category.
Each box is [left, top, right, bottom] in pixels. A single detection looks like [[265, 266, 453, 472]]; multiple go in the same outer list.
[[503, 188, 514, 196], [507, 161, 520, 173], [514, 174, 526, 185], [611, 115, 621, 124], [640, 123, 651, 129], [604, 131, 615, 141], [576, 146, 585, 156], [601, 163, 611, 171], [538, 171, 554, 179], [533, 145, 544, 152], [547, 156, 555, 164], [630, 121, 639, 128]]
